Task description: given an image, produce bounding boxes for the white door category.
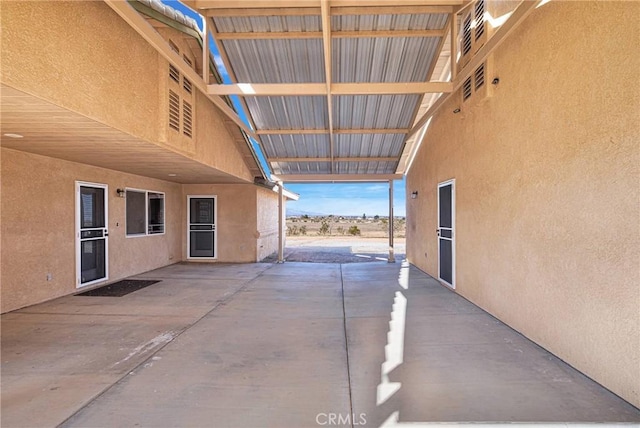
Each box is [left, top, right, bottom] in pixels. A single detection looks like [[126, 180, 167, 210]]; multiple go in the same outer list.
[[437, 179, 455, 288], [76, 182, 109, 287], [187, 196, 217, 259]]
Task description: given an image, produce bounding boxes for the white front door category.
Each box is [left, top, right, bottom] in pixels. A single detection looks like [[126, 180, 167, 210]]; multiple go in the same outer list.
[[437, 179, 455, 288], [76, 182, 109, 287], [187, 196, 217, 259]]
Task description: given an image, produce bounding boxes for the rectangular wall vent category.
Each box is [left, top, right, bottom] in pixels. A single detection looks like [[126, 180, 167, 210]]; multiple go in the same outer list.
[[183, 78, 192, 94], [183, 55, 193, 68], [475, 0, 485, 41], [462, 14, 472, 56], [169, 90, 180, 132], [168, 39, 179, 54], [183, 101, 192, 138], [169, 64, 180, 83], [463, 77, 473, 101], [474, 63, 485, 90]]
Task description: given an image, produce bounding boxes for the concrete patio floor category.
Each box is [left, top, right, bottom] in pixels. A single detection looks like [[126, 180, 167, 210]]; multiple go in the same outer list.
[[1, 261, 638, 427]]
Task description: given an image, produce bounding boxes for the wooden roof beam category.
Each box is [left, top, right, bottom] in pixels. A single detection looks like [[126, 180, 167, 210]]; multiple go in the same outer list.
[[257, 128, 409, 135], [269, 157, 398, 163], [208, 82, 453, 96], [279, 173, 403, 182], [320, 0, 335, 173], [215, 29, 446, 40]]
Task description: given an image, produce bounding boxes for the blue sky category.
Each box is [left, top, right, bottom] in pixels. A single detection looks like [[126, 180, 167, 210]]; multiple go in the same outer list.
[[162, 1, 407, 217], [287, 179, 406, 217]]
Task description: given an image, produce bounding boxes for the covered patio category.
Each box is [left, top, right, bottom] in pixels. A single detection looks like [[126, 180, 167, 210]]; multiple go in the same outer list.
[[2, 262, 638, 427]]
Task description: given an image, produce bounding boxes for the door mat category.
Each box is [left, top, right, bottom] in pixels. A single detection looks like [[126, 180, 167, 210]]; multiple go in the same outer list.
[[77, 279, 161, 297]]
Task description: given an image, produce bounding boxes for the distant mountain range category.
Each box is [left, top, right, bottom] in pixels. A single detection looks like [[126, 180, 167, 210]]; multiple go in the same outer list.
[[286, 208, 326, 217]]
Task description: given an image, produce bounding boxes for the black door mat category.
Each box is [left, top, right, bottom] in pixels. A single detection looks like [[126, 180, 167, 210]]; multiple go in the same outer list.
[[76, 279, 161, 297]]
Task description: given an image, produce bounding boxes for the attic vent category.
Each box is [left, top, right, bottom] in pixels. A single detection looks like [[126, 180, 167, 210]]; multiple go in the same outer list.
[[183, 101, 193, 138], [169, 90, 180, 132], [475, 0, 485, 41], [474, 63, 485, 90], [183, 78, 192, 94], [463, 77, 473, 101], [169, 64, 180, 83], [183, 55, 193, 68], [462, 14, 472, 56], [168, 39, 179, 54]]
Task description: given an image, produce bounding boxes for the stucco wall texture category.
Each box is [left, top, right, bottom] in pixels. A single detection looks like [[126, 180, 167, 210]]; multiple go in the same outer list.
[[181, 184, 279, 263], [256, 187, 280, 261], [1, 150, 277, 313], [406, 2, 639, 407], [1, 148, 183, 313], [0, 1, 253, 183]]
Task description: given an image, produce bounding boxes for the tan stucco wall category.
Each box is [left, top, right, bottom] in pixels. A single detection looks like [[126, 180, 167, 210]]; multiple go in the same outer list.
[[182, 184, 259, 263], [155, 27, 254, 182], [0, 1, 161, 143], [1, 148, 182, 313], [406, 2, 639, 407], [256, 187, 280, 261], [0, 1, 253, 183]]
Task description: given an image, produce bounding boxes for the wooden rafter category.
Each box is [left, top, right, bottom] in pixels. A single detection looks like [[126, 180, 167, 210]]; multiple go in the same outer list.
[[269, 157, 398, 163], [279, 173, 403, 182], [257, 128, 409, 135], [320, 0, 335, 173], [403, 14, 452, 155], [207, 17, 258, 132], [208, 82, 453, 96], [215, 29, 445, 40]]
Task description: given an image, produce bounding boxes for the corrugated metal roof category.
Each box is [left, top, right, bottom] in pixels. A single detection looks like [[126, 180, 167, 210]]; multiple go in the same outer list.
[[332, 13, 447, 31], [335, 133, 404, 157], [335, 161, 398, 175], [213, 16, 322, 33], [245, 96, 328, 129], [273, 162, 332, 175], [202, 5, 452, 179], [222, 39, 325, 83], [333, 95, 421, 129], [261, 134, 330, 158], [333, 37, 441, 83]]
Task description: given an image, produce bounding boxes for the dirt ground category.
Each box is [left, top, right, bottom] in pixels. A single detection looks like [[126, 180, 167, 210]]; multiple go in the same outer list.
[[264, 236, 406, 263]]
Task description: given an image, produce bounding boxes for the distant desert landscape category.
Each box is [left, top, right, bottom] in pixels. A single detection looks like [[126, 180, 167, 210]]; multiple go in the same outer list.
[[286, 215, 406, 238]]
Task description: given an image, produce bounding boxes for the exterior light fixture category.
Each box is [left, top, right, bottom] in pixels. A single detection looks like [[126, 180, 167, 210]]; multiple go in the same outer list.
[[411, 191, 418, 199], [453, 108, 461, 114], [3, 133, 23, 138], [492, 77, 500, 85], [116, 188, 126, 198], [168, 173, 177, 177]]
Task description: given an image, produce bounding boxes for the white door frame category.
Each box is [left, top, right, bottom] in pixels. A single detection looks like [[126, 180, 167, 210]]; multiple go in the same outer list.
[[437, 179, 455, 289], [187, 195, 218, 260], [75, 181, 109, 288]]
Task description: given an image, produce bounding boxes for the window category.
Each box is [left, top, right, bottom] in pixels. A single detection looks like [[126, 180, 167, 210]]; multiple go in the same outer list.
[[148, 192, 165, 234], [126, 189, 165, 236]]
